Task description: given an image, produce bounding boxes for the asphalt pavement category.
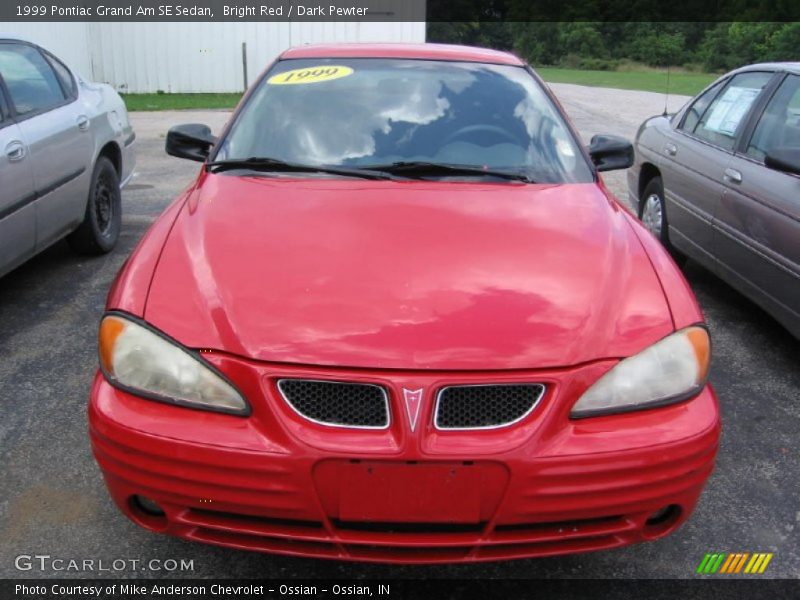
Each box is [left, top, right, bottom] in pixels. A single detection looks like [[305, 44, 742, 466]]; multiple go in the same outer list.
[[0, 84, 798, 580]]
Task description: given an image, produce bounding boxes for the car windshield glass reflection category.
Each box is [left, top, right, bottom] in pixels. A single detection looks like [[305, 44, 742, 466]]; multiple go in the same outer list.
[[216, 58, 593, 184]]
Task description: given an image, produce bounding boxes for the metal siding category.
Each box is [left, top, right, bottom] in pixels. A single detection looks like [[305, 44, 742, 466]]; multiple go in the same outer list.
[[0, 22, 425, 93], [0, 23, 93, 78]]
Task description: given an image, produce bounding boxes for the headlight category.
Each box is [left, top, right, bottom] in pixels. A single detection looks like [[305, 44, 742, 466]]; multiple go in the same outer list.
[[571, 326, 710, 418], [98, 313, 248, 415]]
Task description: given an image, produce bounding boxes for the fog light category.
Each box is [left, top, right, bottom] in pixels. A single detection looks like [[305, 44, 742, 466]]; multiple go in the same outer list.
[[132, 495, 165, 516], [646, 505, 678, 526], [643, 504, 681, 538]]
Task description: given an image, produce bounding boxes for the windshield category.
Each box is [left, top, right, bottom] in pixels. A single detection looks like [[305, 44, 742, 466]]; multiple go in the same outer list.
[[215, 58, 593, 184]]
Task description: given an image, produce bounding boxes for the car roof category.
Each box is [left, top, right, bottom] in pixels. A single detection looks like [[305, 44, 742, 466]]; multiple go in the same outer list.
[[0, 35, 35, 44], [280, 43, 524, 66], [732, 62, 800, 75]]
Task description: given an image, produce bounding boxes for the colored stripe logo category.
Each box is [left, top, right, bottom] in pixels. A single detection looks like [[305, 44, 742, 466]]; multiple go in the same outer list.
[[697, 553, 773, 574]]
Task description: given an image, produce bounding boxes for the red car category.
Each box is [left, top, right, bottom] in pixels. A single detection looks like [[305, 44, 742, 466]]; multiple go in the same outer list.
[[89, 43, 719, 563]]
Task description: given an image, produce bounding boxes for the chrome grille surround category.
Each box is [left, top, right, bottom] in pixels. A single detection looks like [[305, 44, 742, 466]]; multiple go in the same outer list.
[[277, 379, 390, 429], [434, 383, 546, 430]]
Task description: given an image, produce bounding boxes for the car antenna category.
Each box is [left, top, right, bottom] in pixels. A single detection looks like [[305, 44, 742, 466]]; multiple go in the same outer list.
[[663, 65, 671, 117]]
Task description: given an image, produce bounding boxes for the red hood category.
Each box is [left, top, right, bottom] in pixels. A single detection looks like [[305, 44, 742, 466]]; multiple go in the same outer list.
[[144, 175, 674, 370]]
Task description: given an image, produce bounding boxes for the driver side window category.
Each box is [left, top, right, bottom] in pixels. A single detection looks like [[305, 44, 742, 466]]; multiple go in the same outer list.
[[692, 71, 773, 151], [681, 80, 725, 133]]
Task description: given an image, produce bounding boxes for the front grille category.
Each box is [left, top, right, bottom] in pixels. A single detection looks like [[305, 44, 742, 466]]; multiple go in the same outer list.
[[331, 520, 486, 534], [435, 384, 545, 430], [182, 505, 633, 563], [277, 379, 390, 429]]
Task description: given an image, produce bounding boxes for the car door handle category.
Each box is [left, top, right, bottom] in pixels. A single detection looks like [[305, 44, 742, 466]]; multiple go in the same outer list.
[[724, 168, 742, 184], [664, 143, 677, 156], [77, 115, 90, 131], [5, 140, 26, 161]]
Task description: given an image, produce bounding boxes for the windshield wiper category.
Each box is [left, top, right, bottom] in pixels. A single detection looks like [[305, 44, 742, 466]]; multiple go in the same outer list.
[[358, 161, 534, 183], [206, 157, 397, 180]]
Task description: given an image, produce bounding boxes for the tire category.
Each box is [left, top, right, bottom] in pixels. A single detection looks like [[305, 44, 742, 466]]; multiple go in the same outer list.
[[638, 175, 686, 264], [67, 156, 121, 255]]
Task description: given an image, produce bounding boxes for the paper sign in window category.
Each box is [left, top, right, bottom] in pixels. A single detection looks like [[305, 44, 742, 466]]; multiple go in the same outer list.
[[704, 87, 761, 136]]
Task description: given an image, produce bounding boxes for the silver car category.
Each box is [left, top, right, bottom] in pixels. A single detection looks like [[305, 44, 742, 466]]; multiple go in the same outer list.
[[0, 37, 135, 278], [629, 63, 800, 338]]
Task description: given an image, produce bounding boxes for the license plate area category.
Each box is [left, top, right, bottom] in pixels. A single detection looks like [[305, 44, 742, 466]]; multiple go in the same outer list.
[[338, 462, 482, 524]]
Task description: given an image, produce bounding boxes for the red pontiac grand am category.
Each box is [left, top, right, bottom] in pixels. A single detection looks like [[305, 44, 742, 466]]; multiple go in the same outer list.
[[89, 44, 720, 563]]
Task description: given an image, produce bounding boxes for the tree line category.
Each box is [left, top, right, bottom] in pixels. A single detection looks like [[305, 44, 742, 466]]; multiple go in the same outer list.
[[427, 22, 800, 72]]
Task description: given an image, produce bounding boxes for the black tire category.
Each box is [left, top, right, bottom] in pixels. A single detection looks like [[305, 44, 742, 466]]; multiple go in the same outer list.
[[67, 156, 121, 255], [638, 175, 686, 265]]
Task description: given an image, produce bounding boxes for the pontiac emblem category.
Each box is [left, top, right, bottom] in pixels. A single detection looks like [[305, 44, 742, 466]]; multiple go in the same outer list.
[[403, 388, 423, 432]]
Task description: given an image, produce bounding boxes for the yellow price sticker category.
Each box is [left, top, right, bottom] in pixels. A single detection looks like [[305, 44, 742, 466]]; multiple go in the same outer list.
[[267, 65, 354, 85]]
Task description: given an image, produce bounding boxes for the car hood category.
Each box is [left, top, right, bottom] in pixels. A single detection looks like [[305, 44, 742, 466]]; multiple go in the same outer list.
[[144, 174, 673, 370]]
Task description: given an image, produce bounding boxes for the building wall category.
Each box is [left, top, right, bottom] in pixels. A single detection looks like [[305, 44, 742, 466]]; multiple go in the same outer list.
[[1, 22, 426, 92], [1, 22, 95, 78]]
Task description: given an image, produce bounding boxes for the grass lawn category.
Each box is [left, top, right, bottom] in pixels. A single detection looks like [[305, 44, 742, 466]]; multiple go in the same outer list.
[[120, 68, 718, 111], [120, 92, 242, 111], [537, 67, 718, 97]]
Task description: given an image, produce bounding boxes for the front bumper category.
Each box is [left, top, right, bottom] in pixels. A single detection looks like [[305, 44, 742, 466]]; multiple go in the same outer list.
[[89, 356, 720, 564]]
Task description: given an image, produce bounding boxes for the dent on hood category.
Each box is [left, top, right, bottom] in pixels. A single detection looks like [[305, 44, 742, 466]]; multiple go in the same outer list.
[[143, 177, 674, 370]]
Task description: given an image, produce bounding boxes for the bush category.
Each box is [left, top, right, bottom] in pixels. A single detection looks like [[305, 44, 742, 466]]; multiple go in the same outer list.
[[556, 55, 618, 71], [681, 62, 706, 73], [616, 59, 647, 72], [558, 53, 583, 69], [578, 57, 619, 71]]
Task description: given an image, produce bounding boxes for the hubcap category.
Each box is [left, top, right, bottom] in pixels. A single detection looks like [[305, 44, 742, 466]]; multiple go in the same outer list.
[[94, 176, 114, 235], [642, 193, 663, 237]]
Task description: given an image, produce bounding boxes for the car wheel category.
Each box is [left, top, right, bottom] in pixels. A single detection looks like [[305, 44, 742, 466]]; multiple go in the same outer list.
[[638, 176, 686, 264], [67, 157, 121, 255]]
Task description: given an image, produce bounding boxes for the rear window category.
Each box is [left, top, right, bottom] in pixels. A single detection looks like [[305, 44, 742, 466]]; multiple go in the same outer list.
[[0, 43, 66, 115], [216, 58, 593, 184]]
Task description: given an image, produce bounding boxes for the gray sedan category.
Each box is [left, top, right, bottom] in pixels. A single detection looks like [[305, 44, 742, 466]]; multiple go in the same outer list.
[[0, 37, 135, 278], [629, 62, 800, 338]]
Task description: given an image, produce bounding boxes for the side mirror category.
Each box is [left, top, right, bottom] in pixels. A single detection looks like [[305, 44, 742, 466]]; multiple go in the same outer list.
[[588, 134, 634, 172], [165, 124, 216, 162], [764, 147, 800, 176]]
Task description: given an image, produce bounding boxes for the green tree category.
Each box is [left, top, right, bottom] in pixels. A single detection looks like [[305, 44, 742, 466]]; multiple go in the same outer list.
[[559, 23, 609, 59], [697, 24, 734, 71], [631, 31, 687, 66], [762, 23, 800, 62], [698, 22, 786, 71], [510, 23, 563, 65], [427, 22, 514, 50]]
